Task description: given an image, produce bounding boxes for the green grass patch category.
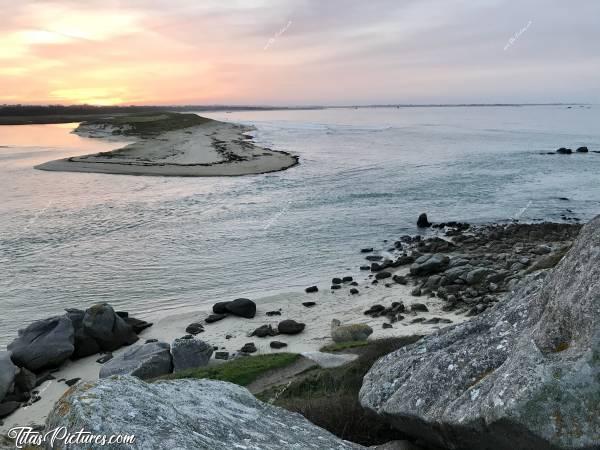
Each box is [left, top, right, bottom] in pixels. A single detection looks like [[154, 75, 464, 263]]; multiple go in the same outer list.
[[259, 337, 422, 446], [159, 353, 300, 387], [83, 112, 212, 136], [320, 340, 371, 353]]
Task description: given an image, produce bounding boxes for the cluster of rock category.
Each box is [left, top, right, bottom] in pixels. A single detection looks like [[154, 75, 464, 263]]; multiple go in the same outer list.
[[360, 215, 600, 450], [363, 221, 580, 318], [99, 336, 213, 379], [552, 146, 591, 154], [204, 298, 256, 324], [364, 301, 452, 327], [0, 303, 152, 419]]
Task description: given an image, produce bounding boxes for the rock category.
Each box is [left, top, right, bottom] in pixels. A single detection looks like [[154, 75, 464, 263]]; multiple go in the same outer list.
[[302, 301, 317, 308], [332, 277, 343, 284], [417, 213, 431, 228], [383, 323, 393, 329], [65, 308, 101, 359], [225, 298, 256, 319], [360, 265, 371, 271], [270, 341, 288, 349], [0, 401, 20, 419], [556, 147, 572, 154], [185, 322, 205, 334], [364, 305, 386, 316], [410, 254, 450, 276], [393, 275, 407, 284], [576, 146, 589, 152], [331, 284, 342, 290], [214, 351, 229, 360], [7, 315, 74, 372], [465, 267, 494, 285], [171, 338, 213, 372], [96, 353, 113, 364], [410, 303, 428, 312], [46, 377, 362, 449], [35, 371, 55, 387], [278, 320, 305, 335], [361, 248, 374, 253], [123, 317, 153, 334], [251, 325, 278, 338], [65, 377, 80, 387], [343, 276, 353, 282], [0, 352, 17, 401], [375, 271, 392, 280], [305, 285, 318, 293], [82, 303, 138, 352], [205, 314, 227, 324], [99, 342, 172, 380], [350, 288, 359, 295], [360, 216, 600, 450], [331, 319, 373, 343], [212, 301, 231, 314], [14, 366, 36, 394], [266, 310, 282, 316], [240, 343, 257, 354]]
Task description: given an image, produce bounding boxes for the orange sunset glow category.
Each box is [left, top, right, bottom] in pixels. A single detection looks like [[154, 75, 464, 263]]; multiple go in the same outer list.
[[1, 0, 600, 105]]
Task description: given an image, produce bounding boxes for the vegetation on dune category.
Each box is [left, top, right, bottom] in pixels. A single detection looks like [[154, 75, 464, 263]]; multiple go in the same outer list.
[[259, 336, 423, 447], [319, 340, 371, 353], [83, 112, 212, 136], [158, 353, 300, 386]]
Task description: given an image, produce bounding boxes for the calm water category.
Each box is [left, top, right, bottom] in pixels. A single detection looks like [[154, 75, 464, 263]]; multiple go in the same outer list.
[[1, 106, 599, 346]]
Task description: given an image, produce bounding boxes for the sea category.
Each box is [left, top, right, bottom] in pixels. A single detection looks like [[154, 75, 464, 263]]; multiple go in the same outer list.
[[1, 105, 599, 346]]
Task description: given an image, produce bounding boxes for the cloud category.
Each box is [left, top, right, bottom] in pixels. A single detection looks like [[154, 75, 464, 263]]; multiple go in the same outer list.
[[0, 0, 599, 105]]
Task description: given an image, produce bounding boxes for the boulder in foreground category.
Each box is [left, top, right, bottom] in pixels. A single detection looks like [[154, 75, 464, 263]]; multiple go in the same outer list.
[[360, 216, 600, 450], [46, 376, 363, 449]]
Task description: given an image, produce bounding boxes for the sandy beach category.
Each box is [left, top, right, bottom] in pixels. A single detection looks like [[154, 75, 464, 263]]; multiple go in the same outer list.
[[0, 262, 466, 433], [34, 114, 298, 177]]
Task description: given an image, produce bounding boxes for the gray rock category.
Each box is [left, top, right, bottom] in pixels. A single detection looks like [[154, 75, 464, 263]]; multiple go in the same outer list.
[[7, 316, 74, 372], [360, 216, 600, 450], [99, 342, 172, 380], [171, 338, 213, 372], [465, 267, 494, 285], [409, 254, 449, 276], [82, 303, 138, 351], [65, 308, 101, 359], [46, 376, 363, 449], [0, 352, 17, 401], [14, 366, 36, 393], [331, 319, 373, 343]]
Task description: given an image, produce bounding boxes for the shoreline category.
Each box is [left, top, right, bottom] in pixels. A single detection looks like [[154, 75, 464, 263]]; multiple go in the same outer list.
[[33, 113, 299, 177], [0, 218, 582, 432]]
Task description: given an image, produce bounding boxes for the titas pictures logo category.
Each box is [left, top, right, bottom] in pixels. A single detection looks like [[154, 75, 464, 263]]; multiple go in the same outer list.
[[8, 426, 136, 448]]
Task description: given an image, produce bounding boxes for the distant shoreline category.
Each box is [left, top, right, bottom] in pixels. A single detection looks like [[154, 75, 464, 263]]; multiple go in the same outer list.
[[34, 112, 299, 177]]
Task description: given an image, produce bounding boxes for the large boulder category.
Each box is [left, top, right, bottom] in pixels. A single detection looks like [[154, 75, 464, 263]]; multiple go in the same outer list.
[[170, 338, 213, 372], [225, 298, 256, 318], [0, 352, 17, 401], [65, 308, 101, 359], [99, 342, 172, 380], [7, 316, 74, 372], [409, 253, 450, 276], [360, 216, 600, 450], [82, 303, 138, 351], [46, 376, 362, 449], [331, 319, 373, 343]]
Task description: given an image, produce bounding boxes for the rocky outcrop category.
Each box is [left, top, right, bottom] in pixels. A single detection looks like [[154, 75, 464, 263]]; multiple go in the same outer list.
[[82, 303, 139, 351], [331, 319, 373, 343], [7, 316, 74, 372], [0, 352, 17, 401], [65, 308, 101, 359], [46, 376, 363, 449], [170, 337, 213, 372], [360, 216, 600, 450], [99, 342, 172, 380]]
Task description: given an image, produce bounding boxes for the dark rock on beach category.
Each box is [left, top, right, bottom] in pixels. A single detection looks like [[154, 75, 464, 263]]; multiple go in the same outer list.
[[270, 341, 288, 349], [82, 303, 138, 352], [99, 341, 172, 380], [305, 285, 318, 293], [205, 314, 227, 324], [302, 302, 316, 308], [556, 147, 572, 154], [225, 298, 256, 319], [417, 213, 431, 228], [185, 322, 205, 334], [0, 352, 18, 401], [8, 315, 75, 372], [278, 320, 305, 335], [240, 343, 257, 354], [212, 301, 231, 314], [251, 325, 278, 338]]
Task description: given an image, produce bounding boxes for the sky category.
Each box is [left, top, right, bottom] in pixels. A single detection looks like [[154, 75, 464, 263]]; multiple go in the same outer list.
[[1, 0, 599, 106]]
